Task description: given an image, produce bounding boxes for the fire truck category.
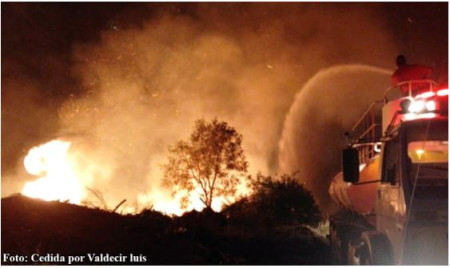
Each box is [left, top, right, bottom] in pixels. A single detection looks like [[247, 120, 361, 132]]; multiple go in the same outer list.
[[328, 80, 448, 265]]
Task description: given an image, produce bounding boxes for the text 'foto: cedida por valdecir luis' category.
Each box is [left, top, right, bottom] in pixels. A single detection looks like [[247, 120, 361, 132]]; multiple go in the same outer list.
[[2, 253, 147, 264]]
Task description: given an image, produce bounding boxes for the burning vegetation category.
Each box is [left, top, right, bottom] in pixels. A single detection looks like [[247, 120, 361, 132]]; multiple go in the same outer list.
[[162, 119, 250, 212], [19, 118, 254, 215], [7, 117, 329, 264], [18, 117, 322, 224]]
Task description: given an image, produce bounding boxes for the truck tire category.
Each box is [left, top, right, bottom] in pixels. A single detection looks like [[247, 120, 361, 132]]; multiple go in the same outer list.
[[359, 231, 394, 265]]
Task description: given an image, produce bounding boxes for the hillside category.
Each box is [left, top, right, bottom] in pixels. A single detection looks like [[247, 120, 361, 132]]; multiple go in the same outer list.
[[1, 195, 330, 265]]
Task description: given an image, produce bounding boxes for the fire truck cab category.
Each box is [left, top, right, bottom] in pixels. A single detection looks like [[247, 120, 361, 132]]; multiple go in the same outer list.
[[329, 80, 448, 265]]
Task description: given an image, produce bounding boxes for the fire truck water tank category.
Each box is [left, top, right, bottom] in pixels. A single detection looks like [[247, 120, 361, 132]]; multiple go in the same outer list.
[[329, 156, 379, 214]]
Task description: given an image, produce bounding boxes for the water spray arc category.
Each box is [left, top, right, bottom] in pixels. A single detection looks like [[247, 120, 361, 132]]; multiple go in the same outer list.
[[278, 64, 391, 213]]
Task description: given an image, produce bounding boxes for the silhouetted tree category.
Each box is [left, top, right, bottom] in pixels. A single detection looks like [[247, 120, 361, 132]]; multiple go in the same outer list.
[[163, 118, 248, 209]]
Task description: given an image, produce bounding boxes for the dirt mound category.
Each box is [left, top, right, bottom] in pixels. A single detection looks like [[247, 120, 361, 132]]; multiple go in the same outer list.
[[1, 195, 330, 265]]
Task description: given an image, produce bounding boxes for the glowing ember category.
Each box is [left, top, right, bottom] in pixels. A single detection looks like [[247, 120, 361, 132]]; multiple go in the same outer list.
[[22, 140, 85, 204]]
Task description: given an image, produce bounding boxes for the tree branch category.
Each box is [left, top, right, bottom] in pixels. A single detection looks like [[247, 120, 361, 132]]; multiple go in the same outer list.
[[209, 170, 219, 208]]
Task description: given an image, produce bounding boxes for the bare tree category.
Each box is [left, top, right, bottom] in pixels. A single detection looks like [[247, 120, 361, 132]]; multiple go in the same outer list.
[[162, 118, 248, 209]]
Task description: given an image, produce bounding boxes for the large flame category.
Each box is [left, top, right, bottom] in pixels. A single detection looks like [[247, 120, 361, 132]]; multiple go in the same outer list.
[[22, 140, 85, 204], [21, 139, 251, 215]]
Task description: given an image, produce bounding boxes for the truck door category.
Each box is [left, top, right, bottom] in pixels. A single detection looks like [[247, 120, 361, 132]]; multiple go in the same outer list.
[[377, 138, 406, 263]]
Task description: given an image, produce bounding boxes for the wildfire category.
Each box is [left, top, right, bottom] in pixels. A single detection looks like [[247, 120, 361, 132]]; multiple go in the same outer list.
[[145, 187, 228, 216], [21, 139, 251, 216], [22, 140, 85, 204]]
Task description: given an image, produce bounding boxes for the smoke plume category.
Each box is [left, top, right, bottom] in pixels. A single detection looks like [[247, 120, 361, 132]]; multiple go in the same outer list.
[[3, 3, 403, 211]]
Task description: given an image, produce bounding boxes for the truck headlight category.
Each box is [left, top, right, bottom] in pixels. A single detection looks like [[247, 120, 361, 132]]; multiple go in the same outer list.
[[425, 100, 436, 111], [408, 100, 436, 113], [408, 100, 425, 113]]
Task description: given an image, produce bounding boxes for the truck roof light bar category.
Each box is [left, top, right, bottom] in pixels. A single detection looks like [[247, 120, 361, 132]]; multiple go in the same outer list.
[[437, 89, 449, 96], [415, 91, 435, 99]]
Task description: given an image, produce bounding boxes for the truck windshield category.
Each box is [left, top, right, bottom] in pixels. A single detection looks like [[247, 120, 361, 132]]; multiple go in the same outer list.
[[408, 140, 448, 164], [407, 140, 448, 198], [408, 141, 448, 180]]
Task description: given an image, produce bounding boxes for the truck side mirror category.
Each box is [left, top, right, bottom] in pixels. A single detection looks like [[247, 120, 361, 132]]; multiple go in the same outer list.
[[343, 148, 359, 183]]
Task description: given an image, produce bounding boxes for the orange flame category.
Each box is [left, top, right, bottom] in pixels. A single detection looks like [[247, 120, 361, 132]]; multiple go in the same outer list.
[[21, 140, 85, 204], [21, 139, 251, 215]]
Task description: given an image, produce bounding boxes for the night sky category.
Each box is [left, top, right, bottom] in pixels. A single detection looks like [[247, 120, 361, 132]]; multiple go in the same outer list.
[[1, 2, 448, 212]]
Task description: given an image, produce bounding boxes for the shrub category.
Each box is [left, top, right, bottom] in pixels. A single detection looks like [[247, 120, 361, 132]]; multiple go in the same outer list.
[[224, 174, 322, 232]]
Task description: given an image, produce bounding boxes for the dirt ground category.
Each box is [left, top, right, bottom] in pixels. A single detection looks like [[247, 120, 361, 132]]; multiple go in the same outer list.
[[1, 195, 330, 265]]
